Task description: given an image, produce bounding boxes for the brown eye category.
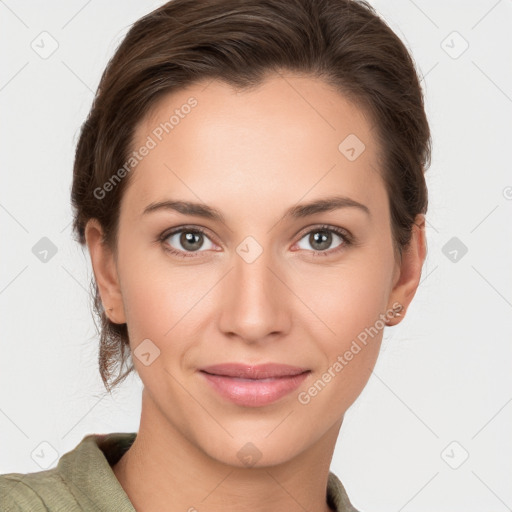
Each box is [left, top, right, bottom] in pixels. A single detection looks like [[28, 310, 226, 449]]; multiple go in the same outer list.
[[295, 226, 351, 256], [161, 227, 215, 257], [177, 231, 204, 251], [308, 230, 333, 251]]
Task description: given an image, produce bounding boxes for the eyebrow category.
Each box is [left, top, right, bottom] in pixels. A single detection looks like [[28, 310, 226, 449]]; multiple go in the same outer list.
[[141, 195, 371, 222]]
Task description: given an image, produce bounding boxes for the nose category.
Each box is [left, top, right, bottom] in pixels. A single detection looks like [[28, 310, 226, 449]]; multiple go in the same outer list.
[[217, 244, 291, 344]]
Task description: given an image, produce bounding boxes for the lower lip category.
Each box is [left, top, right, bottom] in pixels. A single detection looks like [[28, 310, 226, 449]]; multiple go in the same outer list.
[[199, 371, 310, 407]]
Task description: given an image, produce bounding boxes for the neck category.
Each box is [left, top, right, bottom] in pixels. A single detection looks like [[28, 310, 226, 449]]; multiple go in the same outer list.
[[112, 389, 341, 512]]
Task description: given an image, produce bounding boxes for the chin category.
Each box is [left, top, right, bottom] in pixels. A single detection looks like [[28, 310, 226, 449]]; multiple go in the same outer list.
[[197, 428, 312, 469]]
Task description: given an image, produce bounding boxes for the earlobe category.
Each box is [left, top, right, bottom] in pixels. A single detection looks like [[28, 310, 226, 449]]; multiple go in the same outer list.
[[84, 219, 126, 324], [386, 214, 427, 326]]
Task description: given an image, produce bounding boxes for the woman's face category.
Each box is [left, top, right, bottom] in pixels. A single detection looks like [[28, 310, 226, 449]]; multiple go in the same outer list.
[[89, 72, 422, 467]]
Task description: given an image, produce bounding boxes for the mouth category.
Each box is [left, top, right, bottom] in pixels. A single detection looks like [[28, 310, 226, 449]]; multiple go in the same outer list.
[[198, 363, 311, 407], [199, 362, 311, 379]]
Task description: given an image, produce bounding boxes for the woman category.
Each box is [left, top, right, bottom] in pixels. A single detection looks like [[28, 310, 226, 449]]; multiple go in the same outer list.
[[0, 0, 430, 510]]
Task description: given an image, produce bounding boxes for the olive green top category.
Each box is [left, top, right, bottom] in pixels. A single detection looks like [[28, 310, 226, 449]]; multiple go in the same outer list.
[[0, 432, 360, 511]]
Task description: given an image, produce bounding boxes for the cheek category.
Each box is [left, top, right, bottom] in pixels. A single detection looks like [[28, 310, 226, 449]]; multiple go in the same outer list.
[[292, 256, 391, 338], [303, 343, 380, 422], [291, 254, 391, 401], [118, 249, 214, 354], [298, 272, 387, 416]]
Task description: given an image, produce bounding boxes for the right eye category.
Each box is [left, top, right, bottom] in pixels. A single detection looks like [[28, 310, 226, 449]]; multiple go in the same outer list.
[[159, 226, 217, 258]]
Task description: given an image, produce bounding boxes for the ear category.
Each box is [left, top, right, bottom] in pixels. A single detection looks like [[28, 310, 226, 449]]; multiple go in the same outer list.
[[84, 218, 126, 325], [386, 213, 427, 325]]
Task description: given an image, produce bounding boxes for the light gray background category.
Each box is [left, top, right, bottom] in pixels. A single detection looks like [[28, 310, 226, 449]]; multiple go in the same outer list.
[[1, 1, 511, 510]]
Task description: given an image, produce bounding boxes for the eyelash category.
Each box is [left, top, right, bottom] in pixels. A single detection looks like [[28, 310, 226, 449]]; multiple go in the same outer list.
[[157, 224, 353, 259]]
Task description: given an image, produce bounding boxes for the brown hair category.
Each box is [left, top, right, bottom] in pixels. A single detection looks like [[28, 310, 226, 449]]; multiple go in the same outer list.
[[71, 0, 431, 393]]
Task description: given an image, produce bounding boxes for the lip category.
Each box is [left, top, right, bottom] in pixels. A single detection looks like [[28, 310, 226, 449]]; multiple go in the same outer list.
[[199, 363, 311, 407], [200, 362, 310, 379]]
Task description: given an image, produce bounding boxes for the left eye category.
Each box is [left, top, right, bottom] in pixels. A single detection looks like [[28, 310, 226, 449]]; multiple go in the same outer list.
[[295, 227, 348, 254]]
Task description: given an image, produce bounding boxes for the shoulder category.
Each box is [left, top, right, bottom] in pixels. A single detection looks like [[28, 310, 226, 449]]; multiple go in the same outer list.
[[327, 470, 362, 512], [0, 432, 137, 512], [0, 469, 76, 511]]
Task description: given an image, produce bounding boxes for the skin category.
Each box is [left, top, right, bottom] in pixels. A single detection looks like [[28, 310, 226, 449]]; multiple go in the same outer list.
[[85, 72, 426, 512]]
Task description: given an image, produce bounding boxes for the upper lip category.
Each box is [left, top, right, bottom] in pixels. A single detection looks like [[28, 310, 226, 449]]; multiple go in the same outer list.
[[199, 363, 310, 379]]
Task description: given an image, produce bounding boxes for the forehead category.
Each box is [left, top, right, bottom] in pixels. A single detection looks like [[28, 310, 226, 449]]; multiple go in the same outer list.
[[122, 73, 386, 222]]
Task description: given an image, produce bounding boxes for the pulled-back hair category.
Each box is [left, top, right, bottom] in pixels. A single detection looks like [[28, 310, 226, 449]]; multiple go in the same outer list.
[[71, 0, 431, 393]]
